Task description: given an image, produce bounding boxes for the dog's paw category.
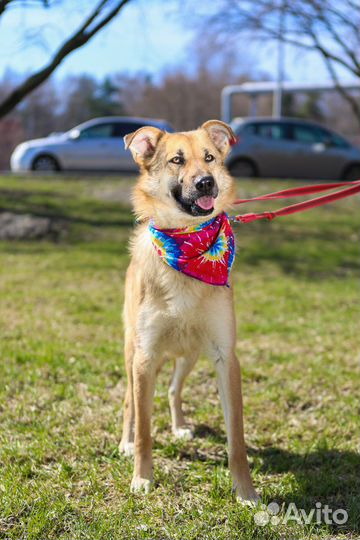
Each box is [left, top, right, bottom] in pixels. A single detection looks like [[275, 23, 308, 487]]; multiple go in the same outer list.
[[130, 476, 152, 494], [235, 486, 261, 506], [173, 427, 194, 440], [119, 441, 134, 457]]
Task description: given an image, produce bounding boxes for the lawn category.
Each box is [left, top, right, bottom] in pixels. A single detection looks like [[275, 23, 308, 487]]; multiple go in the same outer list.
[[0, 174, 359, 540]]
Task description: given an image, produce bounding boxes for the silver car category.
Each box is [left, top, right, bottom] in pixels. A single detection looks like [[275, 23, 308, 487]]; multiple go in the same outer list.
[[227, 117, 360, 180], [10, 117, 174, 172]]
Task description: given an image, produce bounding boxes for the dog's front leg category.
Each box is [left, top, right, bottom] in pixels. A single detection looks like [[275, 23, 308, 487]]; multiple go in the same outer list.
[[131, 348, 156, 494], [212, 349, 259, 503]]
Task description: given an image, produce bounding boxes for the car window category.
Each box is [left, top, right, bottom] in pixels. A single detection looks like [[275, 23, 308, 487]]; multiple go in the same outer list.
[[79, 123, 114, 139], [321, 129, 350, 148], [254, 122, 288, 140], [243, 123, 256, 135], [113, 121, 174, 137], [291, 124, 350, 147], [113, 122, 145, 138], [79, 120, 173, 140], [292, 124, 323, 144]]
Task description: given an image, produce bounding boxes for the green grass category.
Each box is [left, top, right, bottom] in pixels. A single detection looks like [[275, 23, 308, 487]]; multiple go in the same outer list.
[[0, 174, 359, 540]]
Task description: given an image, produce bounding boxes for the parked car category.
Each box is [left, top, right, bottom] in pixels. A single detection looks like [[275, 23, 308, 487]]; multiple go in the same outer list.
[[227, 117, 360, 180], [10, 117, 174, 172]]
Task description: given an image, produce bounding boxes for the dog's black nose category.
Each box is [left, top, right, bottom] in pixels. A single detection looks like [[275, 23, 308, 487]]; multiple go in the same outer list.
[[195, 176, 214, 194]]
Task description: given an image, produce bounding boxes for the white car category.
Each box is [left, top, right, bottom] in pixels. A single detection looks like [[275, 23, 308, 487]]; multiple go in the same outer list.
[[11, 117, 174, 172]]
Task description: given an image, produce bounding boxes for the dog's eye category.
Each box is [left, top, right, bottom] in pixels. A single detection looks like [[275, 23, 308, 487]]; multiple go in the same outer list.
[[205, 154, 215, 162], [169, 156, 184, 165]]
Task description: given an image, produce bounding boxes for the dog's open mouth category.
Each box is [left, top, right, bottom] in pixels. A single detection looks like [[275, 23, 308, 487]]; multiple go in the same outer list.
[[195, 196, 215, 211], [172, 188, 218, 216]]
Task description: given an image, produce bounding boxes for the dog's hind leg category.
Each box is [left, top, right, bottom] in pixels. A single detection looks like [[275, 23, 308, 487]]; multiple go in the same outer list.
[[119, 332, 135, 457], [168, 355, 197, 440]]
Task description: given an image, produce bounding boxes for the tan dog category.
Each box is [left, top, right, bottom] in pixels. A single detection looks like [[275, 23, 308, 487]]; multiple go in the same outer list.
[[119, 121, 258, 502]]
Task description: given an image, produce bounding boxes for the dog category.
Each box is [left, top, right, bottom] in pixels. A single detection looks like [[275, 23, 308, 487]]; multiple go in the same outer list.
[[119, 120, 258, 502]]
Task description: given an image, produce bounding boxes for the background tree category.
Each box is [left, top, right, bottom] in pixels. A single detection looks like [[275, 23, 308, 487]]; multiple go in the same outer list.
[[0, 0, 132, 119], [117, 41, 259, 130], [19, 80, 59, 140], [56, 76, 125, 131], [0, 73, 127, 167]]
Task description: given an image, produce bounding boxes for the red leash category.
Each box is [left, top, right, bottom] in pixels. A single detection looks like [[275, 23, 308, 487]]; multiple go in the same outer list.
[[231, 180, 360, 224]]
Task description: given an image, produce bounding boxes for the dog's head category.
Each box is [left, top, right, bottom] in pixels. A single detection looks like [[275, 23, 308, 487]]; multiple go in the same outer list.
[[124, 120, 236, 227]]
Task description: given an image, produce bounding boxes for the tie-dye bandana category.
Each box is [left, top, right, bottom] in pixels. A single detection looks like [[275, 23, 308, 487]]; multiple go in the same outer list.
[[149, 212, 235, 286]]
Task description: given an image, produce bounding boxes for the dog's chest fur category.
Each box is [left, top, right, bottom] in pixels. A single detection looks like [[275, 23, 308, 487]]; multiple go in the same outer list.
[[130, 226, 229, 359]]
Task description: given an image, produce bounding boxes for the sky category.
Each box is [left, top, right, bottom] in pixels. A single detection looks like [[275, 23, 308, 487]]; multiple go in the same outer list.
[[0, 0, 357, 85]]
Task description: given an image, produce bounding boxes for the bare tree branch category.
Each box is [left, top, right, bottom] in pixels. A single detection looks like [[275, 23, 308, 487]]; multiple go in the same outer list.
[[77, 0, 109, 34], [0, 0, 13, 16], [285, 1, 360, 75], [1, 0, 52, 14], [0, 0, 132, 118], [199, 0, 360, 124], [308, 23, 360, 122]]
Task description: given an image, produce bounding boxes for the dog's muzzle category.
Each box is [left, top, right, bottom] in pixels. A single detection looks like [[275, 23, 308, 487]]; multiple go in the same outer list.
[[172, 176, 219, 216]]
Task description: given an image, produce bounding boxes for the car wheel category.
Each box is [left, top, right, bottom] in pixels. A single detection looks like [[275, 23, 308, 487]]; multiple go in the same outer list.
[[229, 159, 256, 178], [32, 155, 60, 172], [343, 164, 360, 181]]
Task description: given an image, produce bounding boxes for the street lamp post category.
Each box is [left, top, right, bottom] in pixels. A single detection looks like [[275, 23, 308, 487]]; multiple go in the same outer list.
[[273, 0, 286, 118]]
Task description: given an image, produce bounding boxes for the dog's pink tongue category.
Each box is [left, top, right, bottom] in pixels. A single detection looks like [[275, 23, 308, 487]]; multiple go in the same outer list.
[[196, 196, 214, 210]]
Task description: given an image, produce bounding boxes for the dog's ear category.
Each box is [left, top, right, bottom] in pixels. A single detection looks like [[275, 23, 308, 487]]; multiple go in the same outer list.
[[201, 120, 237, 157], [124, 126, 164, 165]]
